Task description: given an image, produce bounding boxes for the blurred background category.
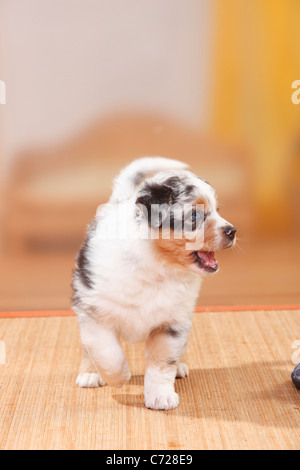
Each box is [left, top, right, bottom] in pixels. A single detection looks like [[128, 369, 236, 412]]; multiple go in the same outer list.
[[0, 0, 299, 312]]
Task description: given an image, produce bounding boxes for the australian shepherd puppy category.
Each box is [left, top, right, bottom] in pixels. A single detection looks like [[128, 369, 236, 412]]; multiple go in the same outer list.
[[72, 157, 236, 410]]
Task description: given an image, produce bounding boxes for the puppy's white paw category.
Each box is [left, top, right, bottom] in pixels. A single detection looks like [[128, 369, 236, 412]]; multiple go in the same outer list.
[[76, 372, 105, 388], [176, 362, 189, 378], [145, 391, 179, 410]]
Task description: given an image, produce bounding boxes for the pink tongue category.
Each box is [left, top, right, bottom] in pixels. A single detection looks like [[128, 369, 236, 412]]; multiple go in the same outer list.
[[197, 251, 217, 267]]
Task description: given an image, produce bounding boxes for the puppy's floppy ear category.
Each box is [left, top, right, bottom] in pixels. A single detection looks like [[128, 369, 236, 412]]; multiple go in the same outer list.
[[136, 182, 175, 228]]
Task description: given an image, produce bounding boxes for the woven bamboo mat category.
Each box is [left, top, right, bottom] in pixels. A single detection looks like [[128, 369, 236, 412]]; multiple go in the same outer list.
[[0, 309, 299, 450]]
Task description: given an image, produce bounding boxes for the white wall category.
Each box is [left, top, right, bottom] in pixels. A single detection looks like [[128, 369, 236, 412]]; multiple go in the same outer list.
[[0, 0, 213, 173]]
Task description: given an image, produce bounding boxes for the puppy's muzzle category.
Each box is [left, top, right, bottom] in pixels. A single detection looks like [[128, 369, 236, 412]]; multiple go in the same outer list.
[[223, 225, 236, 241]]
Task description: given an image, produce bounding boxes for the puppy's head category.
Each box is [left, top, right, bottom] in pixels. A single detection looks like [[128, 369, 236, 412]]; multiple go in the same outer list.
[[135, 170, 236, 274]]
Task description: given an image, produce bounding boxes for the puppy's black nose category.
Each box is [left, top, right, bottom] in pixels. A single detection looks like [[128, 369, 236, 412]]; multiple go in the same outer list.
[[224, 225, 236, 240]]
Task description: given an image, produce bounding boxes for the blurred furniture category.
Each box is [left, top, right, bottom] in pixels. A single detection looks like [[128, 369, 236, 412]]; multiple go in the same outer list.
[[3, 113, 251, 254]]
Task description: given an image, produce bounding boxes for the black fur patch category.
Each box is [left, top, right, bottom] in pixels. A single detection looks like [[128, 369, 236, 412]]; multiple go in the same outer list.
[[183, 184, 196, 199], [76, 239, 94, 289], [136, 175, 191, 228], [136, 182, 173, 227], [71, 279, 80, 306], [136, 182, 173, 206], [136, 174, 199, 229], [163, 176, 182, 191], [166, 325, 181, 337], [164, 177, 196, 201], [149, 323, 182, 339], [75, 218, 97, 289]]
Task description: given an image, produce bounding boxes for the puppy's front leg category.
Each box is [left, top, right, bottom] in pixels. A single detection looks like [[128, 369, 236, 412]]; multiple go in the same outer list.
[[77, 314, 131, 388], [144, 324, 190, 410]]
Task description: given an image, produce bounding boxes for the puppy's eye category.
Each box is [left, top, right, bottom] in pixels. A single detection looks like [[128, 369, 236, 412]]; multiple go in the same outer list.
[[190, 210, 201, 222], [186, 209, 206, 231]]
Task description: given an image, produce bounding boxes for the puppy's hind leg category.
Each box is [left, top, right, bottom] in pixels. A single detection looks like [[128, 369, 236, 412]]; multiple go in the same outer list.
[[76, 346, 106, 388], [76, 313, 131, 388], [176, 353, 189, 379]]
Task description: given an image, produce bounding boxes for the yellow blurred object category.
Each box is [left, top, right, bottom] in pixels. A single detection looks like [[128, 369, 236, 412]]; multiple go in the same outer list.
[[210, 0, 300, 233]]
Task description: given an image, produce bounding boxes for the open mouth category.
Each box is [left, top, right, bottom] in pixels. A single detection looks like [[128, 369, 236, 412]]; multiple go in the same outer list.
[[192, 251, 219, 273]]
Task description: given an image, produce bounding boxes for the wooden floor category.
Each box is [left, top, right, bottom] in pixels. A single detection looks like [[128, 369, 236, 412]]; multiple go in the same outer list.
[[0, 309, 299, 450]]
